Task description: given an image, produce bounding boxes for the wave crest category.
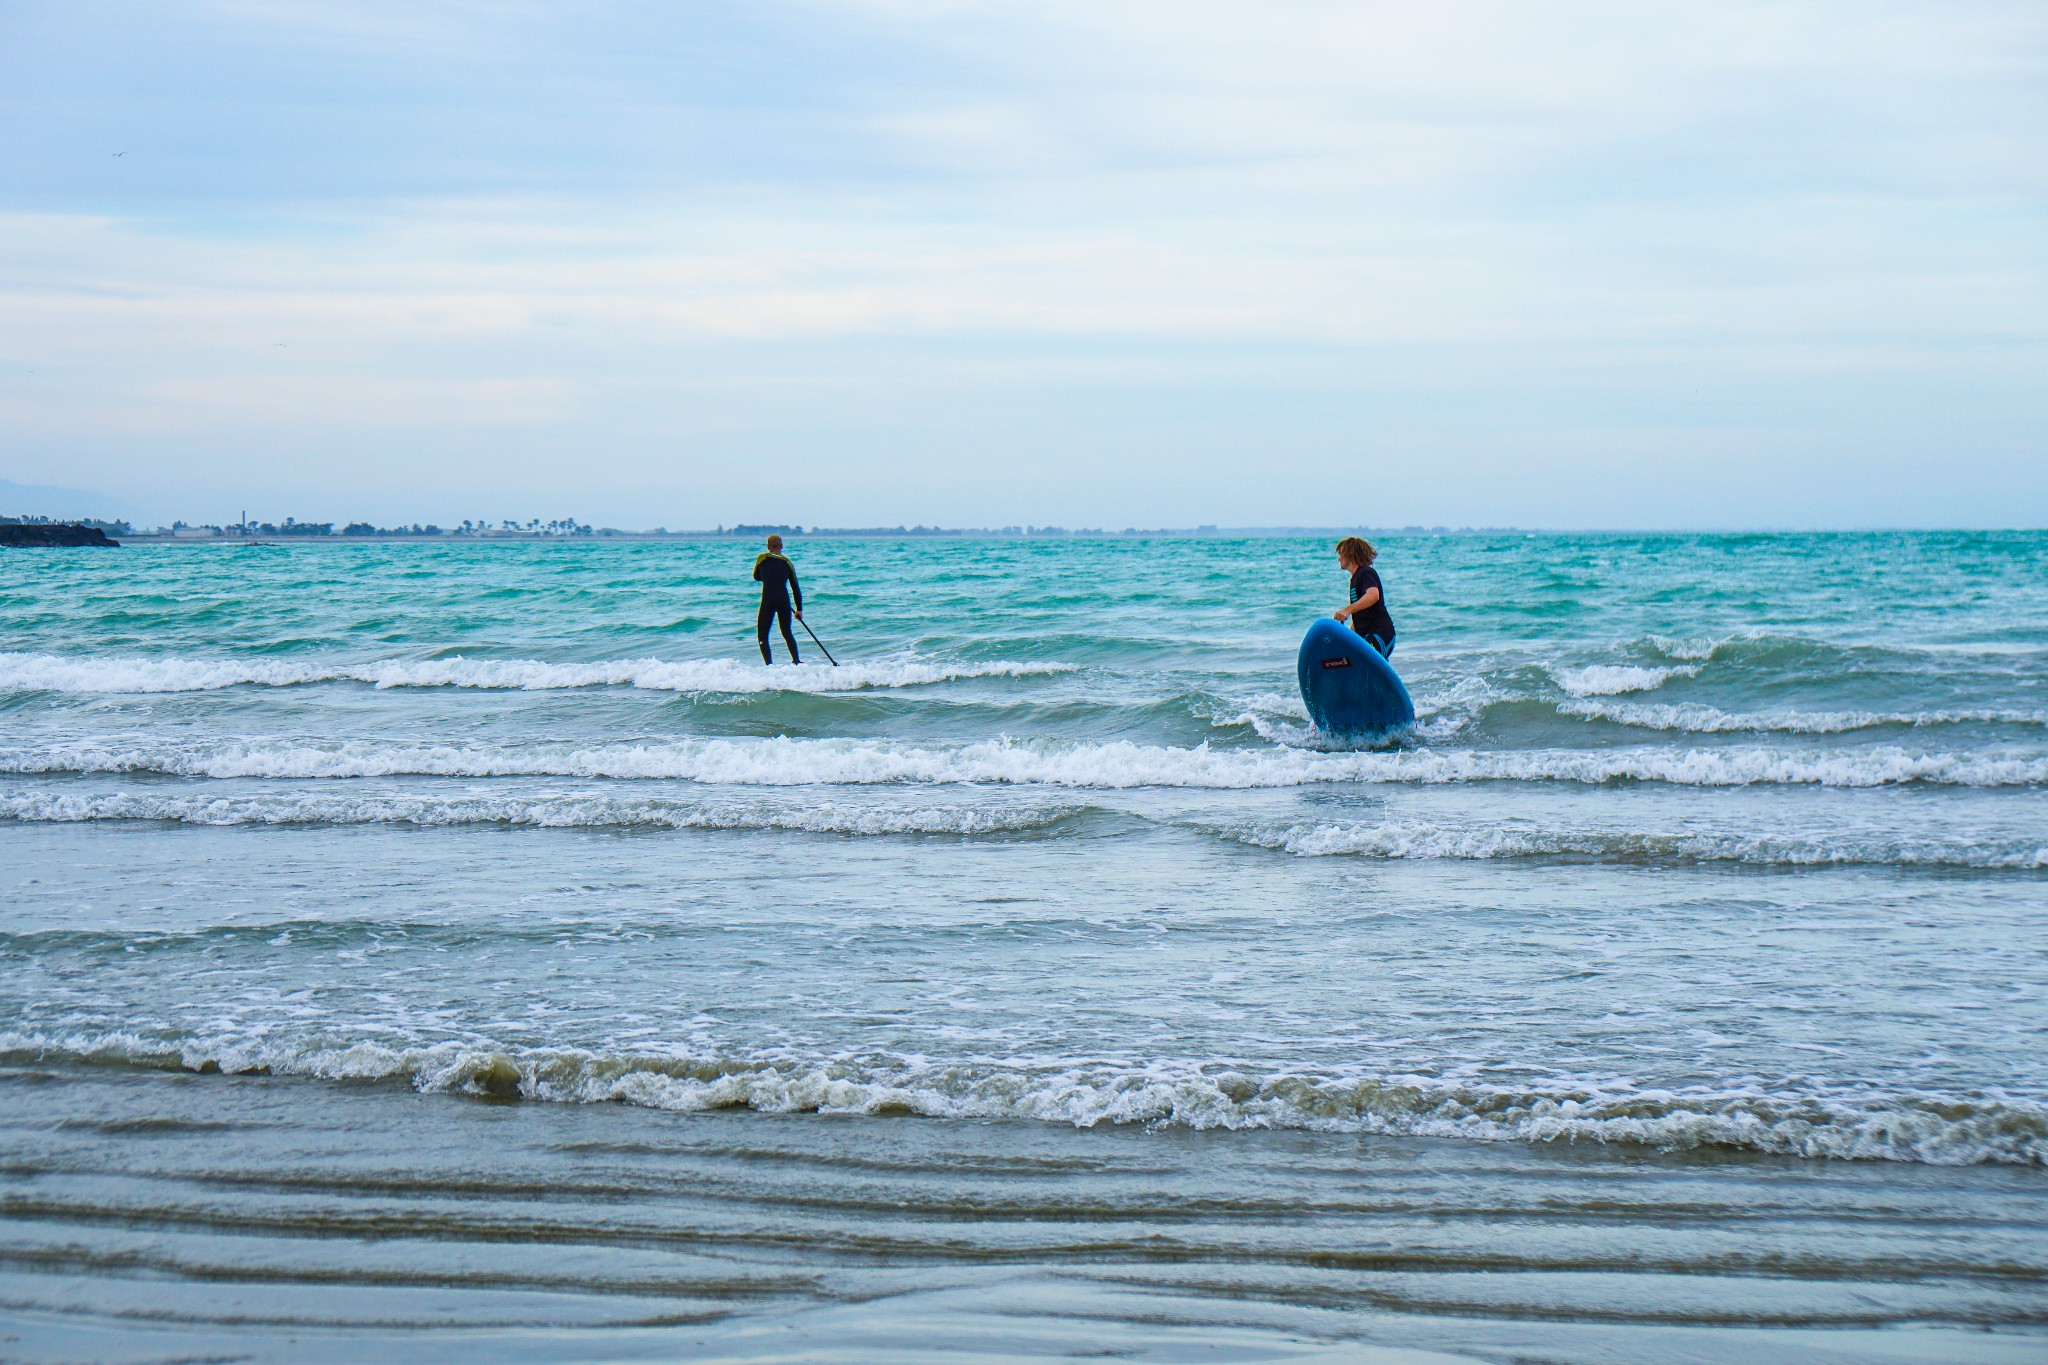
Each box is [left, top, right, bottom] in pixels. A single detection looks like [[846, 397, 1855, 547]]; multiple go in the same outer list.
[[1551, 664, 1702, 697], [0, 790, 1083, 836], [4, 736, 2042, 788], [1556, 698, 2047, 735], [1207, 818, 2048, 869], [4, 1030, 2038, 1166], [0, 651, 1071, 696]]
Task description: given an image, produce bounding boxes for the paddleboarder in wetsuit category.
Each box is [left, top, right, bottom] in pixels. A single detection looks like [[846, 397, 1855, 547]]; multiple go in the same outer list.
[[753, 534, 803, 664], [1333, 536, 1395, 658]]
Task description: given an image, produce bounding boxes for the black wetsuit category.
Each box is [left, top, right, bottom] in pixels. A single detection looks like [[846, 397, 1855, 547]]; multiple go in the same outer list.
[[753, 553, 802, 664], [1349, 565, 1396, 657]]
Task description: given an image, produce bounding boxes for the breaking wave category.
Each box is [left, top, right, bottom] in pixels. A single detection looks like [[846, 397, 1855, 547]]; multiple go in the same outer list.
[[1549, 664, 1703, 697], [0, 651, 1072, 695], [1205, 818, 2048, 869], [16, 791, 2036, 867], [6, 736, 2044, 788], [4, 1030, 2039, 1166], [0, 790, 1084, 836], [1555, 698, 2048, 735]]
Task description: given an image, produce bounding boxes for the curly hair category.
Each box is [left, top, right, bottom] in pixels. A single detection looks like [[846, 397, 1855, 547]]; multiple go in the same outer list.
[[1335, 536, 1375, 568]]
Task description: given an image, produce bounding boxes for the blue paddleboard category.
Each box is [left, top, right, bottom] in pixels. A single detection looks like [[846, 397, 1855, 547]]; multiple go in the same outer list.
[[1297, 617, 1415, 738]]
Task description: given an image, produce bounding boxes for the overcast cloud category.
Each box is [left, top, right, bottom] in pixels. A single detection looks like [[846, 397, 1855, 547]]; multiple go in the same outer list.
[[2, 0, 2043, 528]]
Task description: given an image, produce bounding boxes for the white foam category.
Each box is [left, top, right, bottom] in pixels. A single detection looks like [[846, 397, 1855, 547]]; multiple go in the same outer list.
[[1232, 691, 1311, 722], [0, 790, 1080, 836], [4, 1029, 2039, 1166], [1209, 818, 2048, 869], [1551, 664, 1702, 697], [21, 787, 2035, 864], [1644, 634, 1730, 662], [0, 651, 1072, 695], [1202, 691, 1312, 742], [6, 736, 2043, 788], [1208, 696, 1318, 746], [1558, 698, 2048, 734]]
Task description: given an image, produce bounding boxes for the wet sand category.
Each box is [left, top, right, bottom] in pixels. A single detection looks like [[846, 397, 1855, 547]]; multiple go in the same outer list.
[[3, 1066, 2042, 1363]]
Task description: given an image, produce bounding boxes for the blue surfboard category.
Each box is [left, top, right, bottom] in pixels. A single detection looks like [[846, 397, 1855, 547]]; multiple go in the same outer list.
[[1297, 618, 1415, 738]]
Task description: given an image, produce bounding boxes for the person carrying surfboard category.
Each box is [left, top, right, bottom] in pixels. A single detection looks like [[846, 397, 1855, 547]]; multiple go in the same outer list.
[[1332, 536, 1396, 658], [753, 534, 803, 665]]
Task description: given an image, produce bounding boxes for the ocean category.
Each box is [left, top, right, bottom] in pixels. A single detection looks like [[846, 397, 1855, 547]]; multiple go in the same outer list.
[[2, 531, 2044, 1362]]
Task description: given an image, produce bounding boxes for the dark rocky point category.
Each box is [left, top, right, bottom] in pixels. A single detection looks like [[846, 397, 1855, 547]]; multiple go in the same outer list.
[[0, 522, 121, 547]]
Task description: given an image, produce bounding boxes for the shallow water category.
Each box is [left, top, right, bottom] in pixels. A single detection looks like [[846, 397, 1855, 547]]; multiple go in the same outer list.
[[2, 532, 2045, 1357]]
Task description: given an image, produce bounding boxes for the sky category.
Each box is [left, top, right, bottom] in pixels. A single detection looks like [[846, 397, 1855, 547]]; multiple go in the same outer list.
[[1, 0, 2043, 530]]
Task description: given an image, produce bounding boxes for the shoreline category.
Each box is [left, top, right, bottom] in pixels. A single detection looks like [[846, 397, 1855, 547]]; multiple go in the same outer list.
[[5, 1062, 2042, 1363]]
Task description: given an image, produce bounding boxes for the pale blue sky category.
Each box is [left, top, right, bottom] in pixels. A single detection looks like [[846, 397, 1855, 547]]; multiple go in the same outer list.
[[3, 0, 2043, 528]]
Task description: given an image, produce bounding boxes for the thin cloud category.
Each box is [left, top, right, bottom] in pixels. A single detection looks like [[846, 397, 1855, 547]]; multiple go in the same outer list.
[[0, 1, 2042, 526]]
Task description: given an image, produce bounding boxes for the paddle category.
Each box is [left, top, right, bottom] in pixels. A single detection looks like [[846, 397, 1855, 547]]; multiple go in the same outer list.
[[796, 615, 838, 666]]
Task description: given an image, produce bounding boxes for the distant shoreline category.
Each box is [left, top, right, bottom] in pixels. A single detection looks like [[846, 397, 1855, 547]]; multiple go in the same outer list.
[[113, 530, 1627, 545], [105, 526, 2040, 544], [114, 526, 1443, 545], [14, 519, 2039, 546]]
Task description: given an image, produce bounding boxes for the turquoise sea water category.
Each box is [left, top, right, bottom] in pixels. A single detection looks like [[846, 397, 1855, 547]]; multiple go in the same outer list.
[[3, 532, 2045, 1359]]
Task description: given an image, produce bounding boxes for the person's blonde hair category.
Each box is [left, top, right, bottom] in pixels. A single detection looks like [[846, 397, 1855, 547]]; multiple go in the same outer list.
[[1335, 536, 1374, 568], [766, 534, 783, 552]]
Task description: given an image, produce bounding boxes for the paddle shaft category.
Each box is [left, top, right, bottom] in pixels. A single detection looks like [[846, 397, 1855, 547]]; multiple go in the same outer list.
[[797, 615, 838, 666]]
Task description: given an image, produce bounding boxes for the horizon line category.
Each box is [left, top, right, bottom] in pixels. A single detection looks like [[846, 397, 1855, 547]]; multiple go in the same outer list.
[[11, 514, 2046, 540]]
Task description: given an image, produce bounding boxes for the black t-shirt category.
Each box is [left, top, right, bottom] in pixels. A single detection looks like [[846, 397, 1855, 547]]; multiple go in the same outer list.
[[1349, 565, 1394, 641]]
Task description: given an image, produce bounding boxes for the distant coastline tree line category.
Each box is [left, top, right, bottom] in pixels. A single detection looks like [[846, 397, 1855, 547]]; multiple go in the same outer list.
[[9, 511, 1475, 541], [3, 514, 1241, 540], [2, 513, 134, 537]]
